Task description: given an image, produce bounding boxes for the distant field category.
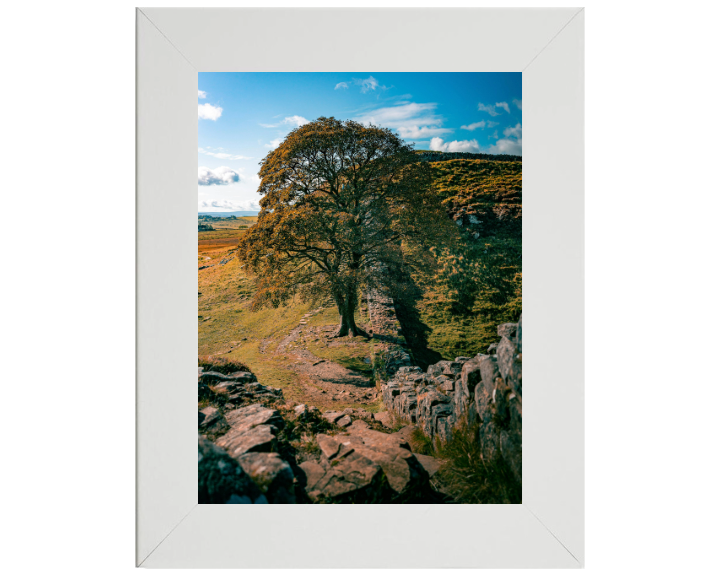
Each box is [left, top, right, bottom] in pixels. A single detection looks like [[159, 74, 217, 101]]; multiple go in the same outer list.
[[198, 216, 257, 251]]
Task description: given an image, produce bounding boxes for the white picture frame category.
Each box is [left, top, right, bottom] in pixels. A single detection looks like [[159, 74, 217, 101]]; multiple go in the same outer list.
[[136, 7, 584, 568]]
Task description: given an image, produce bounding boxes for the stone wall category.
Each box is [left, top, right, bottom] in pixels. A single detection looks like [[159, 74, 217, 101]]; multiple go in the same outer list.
[[365, 288, 414, 379], [381, 315, 522, 482]]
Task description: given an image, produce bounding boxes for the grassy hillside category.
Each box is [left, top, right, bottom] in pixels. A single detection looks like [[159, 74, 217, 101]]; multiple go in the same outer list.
[[402, 157, 522, 360], [429, 158, 521, 230], [199, 237, 383, 412]]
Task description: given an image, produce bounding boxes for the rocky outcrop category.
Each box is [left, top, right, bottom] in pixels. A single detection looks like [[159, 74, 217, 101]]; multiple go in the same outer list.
[[199, 367, 450, 504], [235, 452, 295, 504], [199, 402, 295, 504], [300, 421, 431, 503], [198, 368, 284, 405], [381, 314, 522, 482], [198, 436, 266, 504]]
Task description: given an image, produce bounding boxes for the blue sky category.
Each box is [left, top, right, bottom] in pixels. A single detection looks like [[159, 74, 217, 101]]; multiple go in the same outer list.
[[198, 72, 521, 212]]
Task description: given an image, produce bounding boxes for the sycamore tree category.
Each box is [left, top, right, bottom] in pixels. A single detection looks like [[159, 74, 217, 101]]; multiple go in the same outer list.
[[237, 117, 452, 337]]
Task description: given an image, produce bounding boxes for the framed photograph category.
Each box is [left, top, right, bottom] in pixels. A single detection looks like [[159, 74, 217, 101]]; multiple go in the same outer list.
[[137, 7, 584, 568]]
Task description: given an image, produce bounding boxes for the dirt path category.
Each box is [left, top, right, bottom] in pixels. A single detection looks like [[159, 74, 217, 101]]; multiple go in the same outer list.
[[261, 310, 380, 409]]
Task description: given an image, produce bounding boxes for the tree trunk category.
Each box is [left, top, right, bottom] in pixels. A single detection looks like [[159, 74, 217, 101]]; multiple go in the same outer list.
[[333, 286, 369, 338]]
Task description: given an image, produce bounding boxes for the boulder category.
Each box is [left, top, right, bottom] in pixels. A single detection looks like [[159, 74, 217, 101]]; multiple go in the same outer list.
[[479, 355, 501, 396], [224, 404, 284, 434], [497, 336, 522, 396], [414, 453, 442, 478], [391, 424, 419, 444], [308, 451, 382, 501], [198, 406, 229, 436], [373, 411, 393, 428], [236, 452, 296, 504], [198, 436, 264, 504], [216, 424, 277, 458], [298, 461, 326, 496], [497, 322, 518, 339], [312, 429, 428, 497], [322, 411, 344, 425], [346, 419, 370, 433], [336, 414, 352, 428]]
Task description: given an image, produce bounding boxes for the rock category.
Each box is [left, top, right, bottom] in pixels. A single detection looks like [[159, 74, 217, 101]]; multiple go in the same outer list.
[[391, 424, 419, 445], [198, 406, 229, 436], [416, 386, 454, 441], [312, 429, 428, 498], [307, 451, 382, 501], [516, 314, 522, 353], [224, 404, 284, 434], [414, 453, 442, 478], [198, 436, 264, 504], [236, 452, 295, 503], [373, 411, 393, 428], [454, 357, 472, 363], [294, 404, 309, 419], [396, 366, 422, 376], [216, 425, 278, 458], [434, 374, 455, 392], [336, 414, 352, 427], [337, 428, 427, 494], [322, 411, 344, 425], [298, 461, 325, 492], [455, 358, 483, 426], [479, 355, 501, 396], [497, 323, 518, 339], [497, 336, 522, 396], [427, 360, 464, 379], [346, 419, 370, 433], [487, 343, 498, 355], [200, 371, 255, 386]]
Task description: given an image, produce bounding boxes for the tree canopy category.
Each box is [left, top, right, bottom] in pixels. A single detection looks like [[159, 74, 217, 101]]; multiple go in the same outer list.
[[237, 117, 453, 337]]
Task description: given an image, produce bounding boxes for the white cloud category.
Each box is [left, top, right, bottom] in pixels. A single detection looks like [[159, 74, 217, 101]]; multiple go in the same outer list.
[[429, 137, 481, 153], [357, 76, 379, 93], [198, 147, 250, 161], [198, 90, 207, 99], [488, 123, 522, 155], [461, 120, 499, 131], [355, 102, 438, 126], [199, 199, 261, 212], [283, 115, 309, 128], [503, 123, 522, 139], [260, 115, 310, 129], [198, 166, 240, 186], [397, 125, 452, 139], [461, 121, 487, 131], [513, 98, 522, 110], [335, 82, 349, 90], [265, 137, 284, 149], [477, 102, 510, 117], [198, 103, 222, 121], [355, 102, 454, 142]]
